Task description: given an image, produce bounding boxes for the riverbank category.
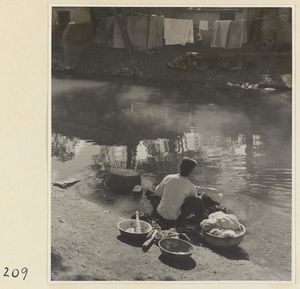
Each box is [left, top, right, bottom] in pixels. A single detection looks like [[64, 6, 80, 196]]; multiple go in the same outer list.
[[51, 168, 288, 281], [52, 42, 292, 99]]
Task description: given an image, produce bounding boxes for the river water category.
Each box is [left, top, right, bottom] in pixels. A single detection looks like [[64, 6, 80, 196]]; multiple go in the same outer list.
[[51, 78, 293, 280]]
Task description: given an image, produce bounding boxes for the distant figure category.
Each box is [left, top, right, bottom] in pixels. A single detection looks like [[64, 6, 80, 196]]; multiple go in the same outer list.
[[153, 157, 208, 228]]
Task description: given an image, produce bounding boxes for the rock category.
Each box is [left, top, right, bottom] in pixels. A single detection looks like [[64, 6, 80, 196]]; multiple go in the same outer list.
[[132, 185, 143, 194], [105, 169, 141, 193]]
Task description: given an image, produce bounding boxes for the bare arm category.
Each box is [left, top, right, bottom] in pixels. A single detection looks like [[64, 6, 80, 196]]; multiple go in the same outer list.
[[154, 182, 164, 197]]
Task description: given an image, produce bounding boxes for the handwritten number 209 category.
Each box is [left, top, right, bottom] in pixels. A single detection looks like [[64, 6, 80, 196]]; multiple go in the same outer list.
[[3, 267, 28, 280]]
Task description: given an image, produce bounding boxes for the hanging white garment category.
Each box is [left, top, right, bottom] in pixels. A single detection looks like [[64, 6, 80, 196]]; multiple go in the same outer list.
[[199, 20, 208, 31], [210, 20, 232, 48], [148, 15, 165, 50], [227, 20, 247, 48], [211, 20, 248, 49], [164, 18, 194, 45]]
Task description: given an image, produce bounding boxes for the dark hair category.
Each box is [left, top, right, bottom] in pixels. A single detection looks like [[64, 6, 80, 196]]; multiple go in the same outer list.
[[179, 157, 197, 177]]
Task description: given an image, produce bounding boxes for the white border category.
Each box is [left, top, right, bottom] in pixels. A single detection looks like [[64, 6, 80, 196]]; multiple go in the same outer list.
[[48, 3, 53, 285], [291, 2, 296, 284]]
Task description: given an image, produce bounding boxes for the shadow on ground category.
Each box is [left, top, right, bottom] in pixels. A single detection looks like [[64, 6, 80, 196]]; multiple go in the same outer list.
[[116, 235, 145, 247], [206, 245, 250, 261], [158, 254, 197, 270], [51, 248, 71, 274], [188, 235, 250, 261]]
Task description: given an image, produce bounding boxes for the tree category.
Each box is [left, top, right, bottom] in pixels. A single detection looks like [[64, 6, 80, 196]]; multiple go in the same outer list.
[[111, 8, 133, 54]]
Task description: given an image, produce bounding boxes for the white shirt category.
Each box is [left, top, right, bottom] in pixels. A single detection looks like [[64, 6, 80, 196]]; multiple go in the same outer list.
[[155, 173, 197, 220]]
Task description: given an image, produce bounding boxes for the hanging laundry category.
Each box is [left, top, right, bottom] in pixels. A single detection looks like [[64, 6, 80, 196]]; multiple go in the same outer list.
[[211, 20, 248, 49], [113, 16, 148, 51], [199, 20, 208, 31], [148, 15, 165, 50], [242, 20, 248, 44], [164, 18, 194, 46], [227, 20, 247, 48], [210, 20, 232, 48]]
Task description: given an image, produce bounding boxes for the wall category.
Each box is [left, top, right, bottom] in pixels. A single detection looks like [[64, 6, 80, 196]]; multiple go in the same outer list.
[[248, 8, 292, 48], [174, 9, 245, 30], [276, 8, 292, 45], [52, 7, 92, 25]]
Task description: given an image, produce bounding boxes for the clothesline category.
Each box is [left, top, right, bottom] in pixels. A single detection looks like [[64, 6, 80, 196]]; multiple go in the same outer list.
[[127, 10, 163, 17], [219, 17, 268, 21], [125, 10, 269, 22]]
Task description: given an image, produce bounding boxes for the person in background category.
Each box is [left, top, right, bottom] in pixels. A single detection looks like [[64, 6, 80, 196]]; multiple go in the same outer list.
[[153, 157, 208, 229]]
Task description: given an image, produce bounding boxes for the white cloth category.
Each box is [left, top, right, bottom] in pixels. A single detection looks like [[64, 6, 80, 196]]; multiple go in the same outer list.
[[164, 18, 194, 45], [155, 173, 197, 220], [226, 20, 247, 49], [210, 20, 232, 48], [199, 20, 208, 31], [211, 20, 248, 49], [148, 15, 164, 50], [200, 211, 240, 231]]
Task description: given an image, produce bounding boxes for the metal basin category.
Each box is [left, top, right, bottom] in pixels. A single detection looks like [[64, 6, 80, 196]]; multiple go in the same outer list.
[[203, 224, 246, 248], [158, 238, 195, 260], [117, 219, 152, 241]]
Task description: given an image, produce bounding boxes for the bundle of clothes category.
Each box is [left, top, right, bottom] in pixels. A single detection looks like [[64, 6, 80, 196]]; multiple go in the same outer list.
[[200, 211, 243, 238]]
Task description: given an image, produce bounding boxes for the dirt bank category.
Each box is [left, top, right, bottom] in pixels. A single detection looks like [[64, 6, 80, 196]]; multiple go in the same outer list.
[[52, 42, 292, 97], [51, 168, 286, 281]]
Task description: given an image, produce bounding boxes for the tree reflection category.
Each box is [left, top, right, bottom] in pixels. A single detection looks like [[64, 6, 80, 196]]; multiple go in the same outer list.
[[51, 133, 78, 162]]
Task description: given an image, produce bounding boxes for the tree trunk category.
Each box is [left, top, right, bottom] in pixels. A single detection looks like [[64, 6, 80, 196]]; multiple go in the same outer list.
[[105, 169, 141, 193], [111, 8, 133, 54]]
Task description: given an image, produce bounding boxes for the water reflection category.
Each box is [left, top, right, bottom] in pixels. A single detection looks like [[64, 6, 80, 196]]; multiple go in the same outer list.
[[52, 128, 291, 210], [52, 133, 79, 162], [51, 130, 268, 164]]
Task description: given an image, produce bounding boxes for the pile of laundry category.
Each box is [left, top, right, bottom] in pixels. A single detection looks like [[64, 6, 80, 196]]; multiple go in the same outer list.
[[227, 81, 276, 91], [200, 211, 243, 238]]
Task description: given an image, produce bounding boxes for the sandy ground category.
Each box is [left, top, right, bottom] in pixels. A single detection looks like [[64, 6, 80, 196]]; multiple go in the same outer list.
[[51, 169, 285, 282]]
